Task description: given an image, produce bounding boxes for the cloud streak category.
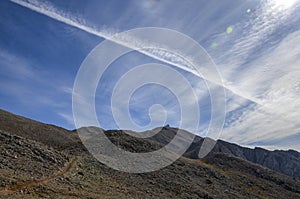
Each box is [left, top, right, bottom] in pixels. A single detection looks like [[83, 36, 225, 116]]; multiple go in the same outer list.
[[10, 0, 262, 106], [7, 0, 300, 151]]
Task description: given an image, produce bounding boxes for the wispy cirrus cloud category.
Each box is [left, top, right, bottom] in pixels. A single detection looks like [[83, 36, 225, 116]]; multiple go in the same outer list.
[[0, 49, 36, 80], [220, 17, 300, 150], [10, 0, 262, 106], [8, 0, 300, 151]]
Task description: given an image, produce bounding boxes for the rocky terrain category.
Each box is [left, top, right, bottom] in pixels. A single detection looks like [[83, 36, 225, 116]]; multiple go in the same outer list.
[[137, 125, 300, 180], [0, 109, 300, 198], [165, 128, 300, 180], [210, 140, 300, 180]]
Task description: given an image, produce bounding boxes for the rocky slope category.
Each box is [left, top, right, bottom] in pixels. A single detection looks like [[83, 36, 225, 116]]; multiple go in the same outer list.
[[0, 129, 69, 181], [0, 109, 300, 198], [0, 109, 82, 153], [138, 125, 300, 180], [211, 140, 300, 180]]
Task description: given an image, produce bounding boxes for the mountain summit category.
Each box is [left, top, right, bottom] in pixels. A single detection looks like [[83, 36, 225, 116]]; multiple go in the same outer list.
[[0, 109, 299, 198]]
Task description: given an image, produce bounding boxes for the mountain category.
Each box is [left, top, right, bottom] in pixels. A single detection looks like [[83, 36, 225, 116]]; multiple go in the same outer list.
[[0, 109, 300, 198], [139, 125, 300, 180], [173, 128, 300, 180], [210, 140, 300, 180], [0, 109, 82, 153]]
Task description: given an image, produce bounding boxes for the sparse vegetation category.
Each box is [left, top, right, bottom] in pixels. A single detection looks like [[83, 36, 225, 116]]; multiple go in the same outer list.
[[0, 109, 300, 198]]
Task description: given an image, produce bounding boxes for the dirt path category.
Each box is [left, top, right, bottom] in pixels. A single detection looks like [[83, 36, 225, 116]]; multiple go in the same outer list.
[[0, 157, 77, 195]]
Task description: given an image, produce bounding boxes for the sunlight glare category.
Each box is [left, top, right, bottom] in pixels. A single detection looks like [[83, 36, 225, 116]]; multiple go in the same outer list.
[[272, 0, 298, 9]]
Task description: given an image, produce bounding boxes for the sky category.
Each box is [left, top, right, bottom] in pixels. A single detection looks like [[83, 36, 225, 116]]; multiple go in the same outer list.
[[0, 0, 300, 151]]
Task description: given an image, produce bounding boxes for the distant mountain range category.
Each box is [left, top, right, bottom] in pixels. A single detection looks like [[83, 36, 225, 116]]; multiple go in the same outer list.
[[182, 127, 300, 180], [0, 109, 299, 198], [108, 124, 300, 180]]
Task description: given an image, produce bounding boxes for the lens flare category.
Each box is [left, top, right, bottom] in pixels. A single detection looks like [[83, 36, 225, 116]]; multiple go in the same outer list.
[[226, 26, 234, 34]]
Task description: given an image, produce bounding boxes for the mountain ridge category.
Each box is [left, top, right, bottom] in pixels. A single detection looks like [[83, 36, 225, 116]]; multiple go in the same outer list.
[[1, 109, 299, 180], [1, 109, 300, 198]]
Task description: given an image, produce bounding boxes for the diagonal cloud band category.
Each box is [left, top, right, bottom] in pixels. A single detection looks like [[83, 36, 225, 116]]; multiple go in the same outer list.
[[10, 0, 262, 105]]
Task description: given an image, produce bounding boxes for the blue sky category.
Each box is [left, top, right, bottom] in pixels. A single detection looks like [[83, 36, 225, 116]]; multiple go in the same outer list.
[[1, 0, 300, 151]]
